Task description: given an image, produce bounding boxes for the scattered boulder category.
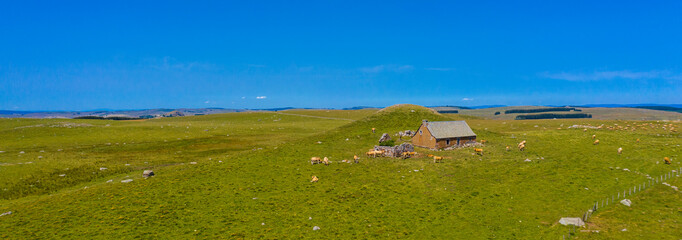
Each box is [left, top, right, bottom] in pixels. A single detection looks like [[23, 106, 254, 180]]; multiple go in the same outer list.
[[313, 226, 320, 231], [620, 199, 632, 207], [0, 211, 12, 217], [379, 133, 392, 143], [121, 179, 133, 183], [559, 217, 585, 227], [143, 170, 155, 177], [524, 158, 532, 162]]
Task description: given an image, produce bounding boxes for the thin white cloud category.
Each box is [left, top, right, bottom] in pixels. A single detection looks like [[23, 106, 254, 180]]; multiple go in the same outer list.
[[241, 97, 246, 99], [462, 98, 473, 101], [539, 70, 682, 81], [425, 67, 454, 71], [204, 100, 210, 104], [256, 96, 267, 99], [359, 64, 414, 73]]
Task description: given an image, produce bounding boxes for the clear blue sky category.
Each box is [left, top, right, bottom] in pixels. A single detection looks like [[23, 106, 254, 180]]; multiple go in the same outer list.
[[1, 1, 681, 110]]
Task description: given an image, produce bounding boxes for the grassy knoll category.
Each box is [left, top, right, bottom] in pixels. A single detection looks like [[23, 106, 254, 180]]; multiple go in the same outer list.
[[0, 105, 680, 239]]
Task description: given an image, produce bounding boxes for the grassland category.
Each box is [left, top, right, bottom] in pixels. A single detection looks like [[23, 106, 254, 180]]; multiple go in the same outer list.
[[0, 105, 680, 239], [456, 106, 682, 121]]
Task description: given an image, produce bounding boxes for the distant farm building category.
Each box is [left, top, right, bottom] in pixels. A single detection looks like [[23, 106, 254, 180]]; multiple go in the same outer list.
[[412, 120, 476, 149]]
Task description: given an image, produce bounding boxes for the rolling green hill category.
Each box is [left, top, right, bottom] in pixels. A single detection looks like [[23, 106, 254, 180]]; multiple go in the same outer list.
[[0, 105, 680, 239]]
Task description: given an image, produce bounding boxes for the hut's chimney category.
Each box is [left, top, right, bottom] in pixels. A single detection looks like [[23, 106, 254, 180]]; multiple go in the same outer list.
[[422, 119, 428, 126]]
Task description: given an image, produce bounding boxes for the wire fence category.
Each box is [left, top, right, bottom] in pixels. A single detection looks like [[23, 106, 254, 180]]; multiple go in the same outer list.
[[561, 166, 681, 239]]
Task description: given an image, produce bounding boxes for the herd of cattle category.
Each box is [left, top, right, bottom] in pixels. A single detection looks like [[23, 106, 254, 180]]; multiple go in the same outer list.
[[309, 126, 676, 182]]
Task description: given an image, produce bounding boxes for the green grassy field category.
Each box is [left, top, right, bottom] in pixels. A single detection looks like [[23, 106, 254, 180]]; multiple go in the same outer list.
[[455, 106, 682, 121], [0, 105, 680, 239]]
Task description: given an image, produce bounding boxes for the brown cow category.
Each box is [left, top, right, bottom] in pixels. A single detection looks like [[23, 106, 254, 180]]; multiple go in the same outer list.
[[505, 146, 511, 151], [518, 144, 525, 151], [311, 157, 321, 165], [354, 155, 359, 163], [474, 148, 483, 155], [664, 157, 671, 165], [617, 147, 623, 154], [592, 135, 596, 139], [480, 140, 487, 144], [371, 128, 376, 133], [593, 139, 600, 145], [433, 156, 444, 163], [311, 176, 319, 182], [323, 157, 329, 166]]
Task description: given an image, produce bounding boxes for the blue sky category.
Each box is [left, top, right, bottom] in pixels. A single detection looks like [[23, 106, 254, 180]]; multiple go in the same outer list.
[[1, 1, 681, 110]]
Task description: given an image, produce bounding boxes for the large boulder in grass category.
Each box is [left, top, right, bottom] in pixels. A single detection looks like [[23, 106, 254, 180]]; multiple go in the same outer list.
[[379, 133, 392, 143], [143, 170, 155, 177], [559, 217, 585, 227]]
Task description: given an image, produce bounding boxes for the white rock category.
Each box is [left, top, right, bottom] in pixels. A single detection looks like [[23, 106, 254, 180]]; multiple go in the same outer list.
[[190, 162, 197, 165], [313, 226, 320, 231], [59, 174, 66, 177], [0, 211, 12, 217], [261, 223, 265, 225], [106, 179, 113, 183], [121, 179, 133, 183], [621, 228, 627, 231], [99, 167, 108, 171], [309, 217, 312, 220], [19, 151, 24, 154], [620, 199, 632, 207], [559, 218, 585, 226], [623, 168, 630, 171], [37, 156, 43, 159]]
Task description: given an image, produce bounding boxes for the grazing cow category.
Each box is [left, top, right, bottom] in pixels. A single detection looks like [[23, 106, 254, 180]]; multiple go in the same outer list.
[[618, 147, 623, 154], [474, 148, 483, 155], [664, 157, 671, 165], [366, 151, 375, 158], [636, 138, 640, 143], [408, 152, 417, 156], [433, 156, 444, 163], [583, 129, 587, 132], [311, 176, 319, 182], [427, 154, 434, 158], [518, 144, 525, 151], [480, 140, 487, 144], [506, 146, 511, 151], [594, 139, 600, 145], [354, 155, 359, 163], [518, 140, 527, 147], [592, 135, 596, 139], [323, 157, 329, 166], [372, 128, 376, 133], [311, 157, 321, 165]]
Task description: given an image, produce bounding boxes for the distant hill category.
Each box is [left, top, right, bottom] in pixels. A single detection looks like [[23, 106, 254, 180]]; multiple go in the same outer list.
[[0, 108, 244, 119]]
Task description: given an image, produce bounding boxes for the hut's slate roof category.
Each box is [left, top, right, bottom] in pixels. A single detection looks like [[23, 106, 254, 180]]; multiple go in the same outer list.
[[425, 121, 476, 139]]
